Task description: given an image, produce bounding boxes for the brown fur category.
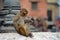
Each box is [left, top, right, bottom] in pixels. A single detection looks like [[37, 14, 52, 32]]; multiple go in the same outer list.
[[13, 8, 32, 37]]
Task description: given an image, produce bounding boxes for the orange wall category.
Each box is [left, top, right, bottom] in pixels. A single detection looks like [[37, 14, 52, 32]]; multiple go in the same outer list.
[[20, 0, 47, 18]]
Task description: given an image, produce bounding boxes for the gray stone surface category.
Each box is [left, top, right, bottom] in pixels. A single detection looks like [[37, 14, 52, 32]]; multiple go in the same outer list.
[[0, 32, 60, 40]]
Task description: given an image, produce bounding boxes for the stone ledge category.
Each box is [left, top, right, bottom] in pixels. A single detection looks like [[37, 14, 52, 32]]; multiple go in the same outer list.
[[0, 32, 60, 40]]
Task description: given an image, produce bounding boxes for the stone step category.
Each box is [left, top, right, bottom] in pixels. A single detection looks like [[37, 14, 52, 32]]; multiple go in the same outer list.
[[0, 26, 40, 32], [0, 32, 60, 40], [1, 26, 15, 30]]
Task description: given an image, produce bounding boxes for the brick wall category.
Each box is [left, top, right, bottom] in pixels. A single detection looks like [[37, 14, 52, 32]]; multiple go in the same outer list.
[[20, 0, 47, 18]]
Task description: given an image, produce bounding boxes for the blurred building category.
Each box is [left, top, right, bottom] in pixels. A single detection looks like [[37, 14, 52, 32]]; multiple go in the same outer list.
[[58, 0, 60, 16], [47, 0, 58, 22], [46, 0, 59, 31], [0, 0, 4, 10], [20, 0, 47, 18]]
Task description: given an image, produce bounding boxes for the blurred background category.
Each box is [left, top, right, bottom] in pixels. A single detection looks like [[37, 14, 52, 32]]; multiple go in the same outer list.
[[0, 0, 60, 33]]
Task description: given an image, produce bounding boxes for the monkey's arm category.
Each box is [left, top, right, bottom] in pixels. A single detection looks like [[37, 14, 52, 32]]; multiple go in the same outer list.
[[13, 13, 20, 30]]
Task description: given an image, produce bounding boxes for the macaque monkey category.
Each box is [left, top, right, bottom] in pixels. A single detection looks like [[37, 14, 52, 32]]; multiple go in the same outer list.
[[13, 8, 32, 37]]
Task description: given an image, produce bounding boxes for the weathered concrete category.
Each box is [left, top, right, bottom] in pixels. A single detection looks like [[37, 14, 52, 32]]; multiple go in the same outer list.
[[0, 32, 60, 40]]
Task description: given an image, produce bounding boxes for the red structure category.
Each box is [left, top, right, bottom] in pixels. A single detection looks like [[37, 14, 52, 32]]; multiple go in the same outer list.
[[20, 0, 47, 18]]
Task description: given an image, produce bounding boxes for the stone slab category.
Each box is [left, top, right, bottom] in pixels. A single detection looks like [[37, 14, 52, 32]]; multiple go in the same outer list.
[[0, 32, 60, 40]]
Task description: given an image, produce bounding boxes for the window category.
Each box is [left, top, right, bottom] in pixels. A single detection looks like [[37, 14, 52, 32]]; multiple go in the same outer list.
[[47, 10, 52, 21], [31, 2, 38, 10]]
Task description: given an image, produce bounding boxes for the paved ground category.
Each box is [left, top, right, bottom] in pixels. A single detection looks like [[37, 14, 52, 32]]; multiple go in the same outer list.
[[0, 32, 60, 40]]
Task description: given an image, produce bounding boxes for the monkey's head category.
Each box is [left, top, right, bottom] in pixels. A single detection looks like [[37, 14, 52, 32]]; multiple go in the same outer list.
[[20, 8, 28, 16]]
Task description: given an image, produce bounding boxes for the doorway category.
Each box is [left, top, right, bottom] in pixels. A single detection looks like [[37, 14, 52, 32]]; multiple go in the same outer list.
[[47, 10, 52, 21]]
